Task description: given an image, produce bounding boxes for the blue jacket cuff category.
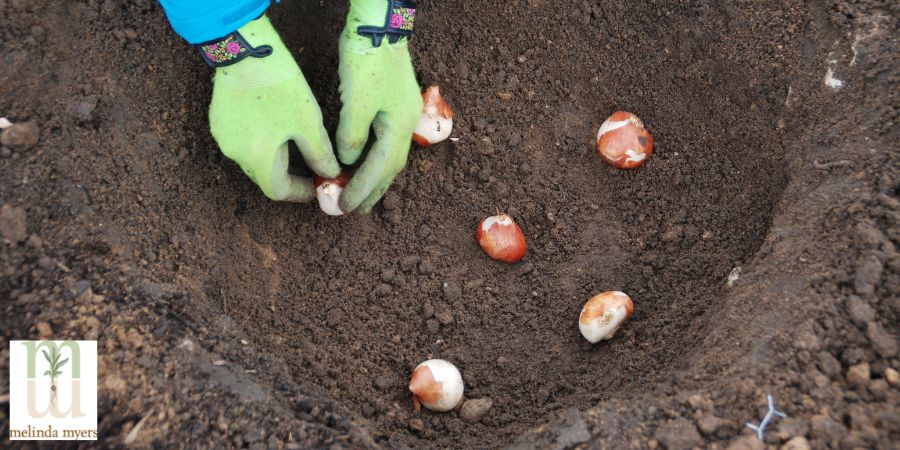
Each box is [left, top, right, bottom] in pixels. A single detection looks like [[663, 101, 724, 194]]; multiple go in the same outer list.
[[159, 0, 273, 44]]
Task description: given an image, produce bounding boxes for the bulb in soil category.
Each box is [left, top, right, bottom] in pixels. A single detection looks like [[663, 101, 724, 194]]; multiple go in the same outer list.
[[477, 213, 527, 263], [413, 86, 454, 147], [579, 291, 634, 343], [596, 111, 654, 169], [409, 359, 464, 412], [314, 171, 351, 216]]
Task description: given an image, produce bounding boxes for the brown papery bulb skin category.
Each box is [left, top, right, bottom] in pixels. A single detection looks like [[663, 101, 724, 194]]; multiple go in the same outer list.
[[409, 359, 464, 412], [409, 365, 442, 412], [579, 291, 635, 343], [477, 213, 527, 263], [412, 86, 455, 147], [596, 111, 654, 169], [313, 171, 351, 189]]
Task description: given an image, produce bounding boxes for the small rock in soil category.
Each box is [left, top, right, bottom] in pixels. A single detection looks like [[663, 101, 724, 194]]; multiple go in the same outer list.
[[0, 204, 27, 243], [846, 362, 870, 388], [866, 322, 897, 357], [653, 418, 702, 450], [0, 121, 39, 151], [780, 436, 811, 450], [845, 295, 875, 326], [885, 367, 899, 386], [793, 324, 820, 350], [76, 286, 103, 304], [697, 415, 724, 435], [686, 394, 713, 411], [69, 95, 99, 121], [817, 352, 842, 378], [37, 256, 56, 271], [853, 251, 883, 296], [460, 398, 493, 424], [35, 321, 52, 338]]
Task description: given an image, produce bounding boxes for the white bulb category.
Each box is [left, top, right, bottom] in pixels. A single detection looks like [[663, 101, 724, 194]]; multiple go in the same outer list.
[[409, 359, 464, 412], [579, 291, 634, 344], [316, 182, 344, 216], [414, 114, 453, 145]]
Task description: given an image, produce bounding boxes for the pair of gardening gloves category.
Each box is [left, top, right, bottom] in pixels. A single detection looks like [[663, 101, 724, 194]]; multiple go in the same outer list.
[[209, 0, 422, 213]]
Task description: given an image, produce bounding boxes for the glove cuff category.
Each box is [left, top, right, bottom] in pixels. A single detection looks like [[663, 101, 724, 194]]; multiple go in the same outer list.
[[196, 27, 273, 67], [356, 0, 417, 48]]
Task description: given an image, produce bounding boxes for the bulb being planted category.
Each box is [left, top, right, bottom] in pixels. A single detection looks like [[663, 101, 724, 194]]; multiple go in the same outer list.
[[409, 359, 464, 412], [314, 171, 351, 216], [413, 86, 454, 147], [579, 291, 634, 343], [477, 212, 527, 263], [596, 111, 654, 169]]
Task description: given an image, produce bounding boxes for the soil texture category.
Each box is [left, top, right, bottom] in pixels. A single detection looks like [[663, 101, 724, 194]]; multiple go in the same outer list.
[[0, 0, 897, 448]]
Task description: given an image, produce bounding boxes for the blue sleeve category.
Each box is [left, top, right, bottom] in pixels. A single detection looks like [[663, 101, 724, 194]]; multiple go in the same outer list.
[[159, 0, 274, 44]]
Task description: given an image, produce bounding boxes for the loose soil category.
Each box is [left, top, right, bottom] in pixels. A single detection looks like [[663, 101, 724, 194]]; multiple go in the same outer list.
[[1, 0, 897, 449]]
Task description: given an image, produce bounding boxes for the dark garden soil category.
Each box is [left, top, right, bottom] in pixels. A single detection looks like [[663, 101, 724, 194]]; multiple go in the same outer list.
[[1, 0, 898, 448]]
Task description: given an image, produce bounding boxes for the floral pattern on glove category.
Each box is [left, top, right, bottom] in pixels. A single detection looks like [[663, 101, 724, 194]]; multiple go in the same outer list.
[[389, 7, 416, 31], [200, 34, 249, 65]]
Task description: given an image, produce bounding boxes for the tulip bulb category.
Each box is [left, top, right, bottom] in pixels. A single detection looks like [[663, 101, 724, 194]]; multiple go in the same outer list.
[[409, 359, 464, 412], [596, 111, 654, 169], [579, 291, 634, 343], [413, 86, 454, 147], [477, 213, 527, 263], [314, 171, 351, 216]]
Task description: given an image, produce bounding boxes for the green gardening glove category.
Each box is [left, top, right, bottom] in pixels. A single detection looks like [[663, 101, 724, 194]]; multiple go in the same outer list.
[[208, 15, 340, 202], [336, 0, 424, 214]]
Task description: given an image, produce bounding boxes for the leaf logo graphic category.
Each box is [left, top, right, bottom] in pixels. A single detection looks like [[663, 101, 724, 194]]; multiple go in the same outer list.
[[42, 346, 69, 408]]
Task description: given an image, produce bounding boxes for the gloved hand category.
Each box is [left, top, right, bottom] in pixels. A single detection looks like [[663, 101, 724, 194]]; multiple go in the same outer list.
[[336, 0, 423, 214], [208, 15, 340, 202]]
